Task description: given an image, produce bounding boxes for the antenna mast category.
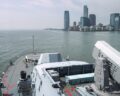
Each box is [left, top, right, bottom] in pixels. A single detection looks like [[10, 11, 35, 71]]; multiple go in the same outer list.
[[32, 34, 35, 54]]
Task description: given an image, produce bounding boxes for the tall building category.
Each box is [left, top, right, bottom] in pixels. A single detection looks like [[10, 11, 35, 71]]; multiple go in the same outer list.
[[84, 5, 88, 18], [80, 17, 90, 27], [110, 13, 120, 30], [80, 5, 90, 27], [89, 14, 96, 26], [64, 11, 70, 31]]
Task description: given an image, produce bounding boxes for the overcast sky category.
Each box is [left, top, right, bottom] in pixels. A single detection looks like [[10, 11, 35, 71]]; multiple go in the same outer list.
[[0, 0, 120, 30]]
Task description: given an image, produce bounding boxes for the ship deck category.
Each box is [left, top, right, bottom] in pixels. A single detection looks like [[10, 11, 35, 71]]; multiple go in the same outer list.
[[1, 54, 40, 96], [1, 53, 120, 96]]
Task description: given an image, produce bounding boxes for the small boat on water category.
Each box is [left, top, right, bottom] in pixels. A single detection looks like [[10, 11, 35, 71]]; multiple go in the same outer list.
[[1, 41, 120, 96]]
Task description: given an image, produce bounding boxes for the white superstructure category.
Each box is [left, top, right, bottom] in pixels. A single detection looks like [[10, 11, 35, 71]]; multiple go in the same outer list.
[[32, 53, 94, 96], [93, 41, 120, 84], [38, 52, 62, 64], [92, 41, 120, 94]]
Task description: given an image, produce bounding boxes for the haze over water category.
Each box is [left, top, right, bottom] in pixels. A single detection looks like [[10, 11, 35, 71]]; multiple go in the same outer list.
[[0, 30, 120, 74]]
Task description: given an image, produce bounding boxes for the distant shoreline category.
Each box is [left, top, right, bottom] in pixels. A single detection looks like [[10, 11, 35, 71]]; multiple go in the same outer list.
[[0, 29, 120, 32], [45, 29, 120, 32]]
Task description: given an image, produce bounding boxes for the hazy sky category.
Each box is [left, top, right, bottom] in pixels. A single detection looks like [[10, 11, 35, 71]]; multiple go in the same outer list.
[[0, 0, 120, 30]]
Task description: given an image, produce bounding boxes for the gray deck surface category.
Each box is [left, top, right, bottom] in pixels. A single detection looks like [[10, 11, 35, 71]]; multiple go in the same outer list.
[[2, 54, 39, 96]]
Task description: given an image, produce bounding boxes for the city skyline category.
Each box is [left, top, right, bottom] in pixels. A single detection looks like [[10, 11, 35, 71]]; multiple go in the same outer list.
[[0, 0, 120, 30]]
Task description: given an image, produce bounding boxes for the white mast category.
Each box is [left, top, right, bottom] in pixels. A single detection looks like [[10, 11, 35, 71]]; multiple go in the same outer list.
[[32, 34, 35, 54]]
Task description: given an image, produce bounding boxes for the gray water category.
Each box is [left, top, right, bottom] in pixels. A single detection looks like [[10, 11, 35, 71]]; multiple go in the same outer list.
[[0, 30, 120, 74]]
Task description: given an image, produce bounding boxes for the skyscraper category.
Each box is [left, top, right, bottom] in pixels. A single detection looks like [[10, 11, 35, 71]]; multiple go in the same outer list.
[[89, 14, 96, 26], [84, 5, 88, 18], [80, 5, 90, 27], [64, 11, 70, 31], [80, 17, 90, 27], [110, 13, 120, 30]]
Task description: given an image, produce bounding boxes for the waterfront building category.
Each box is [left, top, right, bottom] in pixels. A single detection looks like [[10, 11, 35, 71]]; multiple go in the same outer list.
[[90, 26, 96, 31], [64, 11, 70, 31], [105, 25, 114, 31], [110, 13, 120, 30], [89, 14, 96, 26], [73, 21, 77, 27], [70, 21, 79, 31], [80, 26, 90, 32], [95, 23, 104, 31], [80, 17, 90, 27], [84, 5, 88, 18]]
